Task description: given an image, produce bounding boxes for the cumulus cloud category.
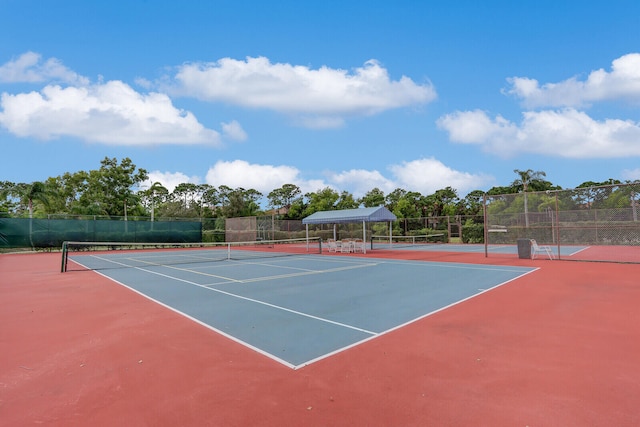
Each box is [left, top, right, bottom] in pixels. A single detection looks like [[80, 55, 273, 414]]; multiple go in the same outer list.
[[436, 109, 519, 145], [505, 53, 640, 108], [324, 160, 489, 197], [328, 169, 396, 195], [200, 158, 488, 200], [441, 53, 640, 160], [437, 108, 640, 158], [205, 160, 326, 195], [221, 120, 247, 141], [165, 57, 436, 128], [0, 51, 89, 85], [388, 158, 492, 195], [0, 80, 222, 145], [144, 171, 201, 193]]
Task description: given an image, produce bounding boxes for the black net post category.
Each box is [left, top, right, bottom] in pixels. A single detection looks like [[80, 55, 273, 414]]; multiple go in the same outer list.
[[60, 241, 68, 273]]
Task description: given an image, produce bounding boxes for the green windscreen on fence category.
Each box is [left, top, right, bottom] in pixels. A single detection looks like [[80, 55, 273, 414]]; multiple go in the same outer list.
[[0, 217, 202, 249]]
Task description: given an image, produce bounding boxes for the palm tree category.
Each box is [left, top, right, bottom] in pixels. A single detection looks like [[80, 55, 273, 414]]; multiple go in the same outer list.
[[15, 181, 49, 218], [512, 169, 546, 227], [147, 182, 168, 222], [13, 182, 50, 248]]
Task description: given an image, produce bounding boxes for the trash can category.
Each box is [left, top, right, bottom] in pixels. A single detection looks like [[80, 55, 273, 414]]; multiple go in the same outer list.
[[517, 239, 532, 259]]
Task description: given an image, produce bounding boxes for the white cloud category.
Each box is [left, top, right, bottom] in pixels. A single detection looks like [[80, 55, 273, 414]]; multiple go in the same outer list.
[[438, 108, 640, 158], [0, 51, 89, 85], [144, 171, 201, 193], [205, 160, 326, 195], [166, 57, 436, 128], [221, 120, 248, 141], [200, 158, 488, 200], [328, 169, 396, 196], [0, 80, 222, 145], [388, 158, 493, 195], [436, 109, 519, 145], [134, 77, 153, 90], [505, 53, 640, 108]]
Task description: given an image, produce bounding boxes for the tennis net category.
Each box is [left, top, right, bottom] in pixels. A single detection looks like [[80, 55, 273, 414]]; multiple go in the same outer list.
[[370, 234, 444, 249], [61, 237, 322, 272]]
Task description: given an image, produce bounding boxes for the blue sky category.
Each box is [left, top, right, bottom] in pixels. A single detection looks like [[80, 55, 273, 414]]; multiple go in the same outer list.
[[1, 0, 639, 203]]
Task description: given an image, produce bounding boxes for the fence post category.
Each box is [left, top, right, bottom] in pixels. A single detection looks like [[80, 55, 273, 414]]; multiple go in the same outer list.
[[483, 193, 488, 258], [555, 191, 561, 260]]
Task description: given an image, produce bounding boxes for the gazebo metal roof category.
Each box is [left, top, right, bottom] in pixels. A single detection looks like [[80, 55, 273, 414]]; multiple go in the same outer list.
[[302, 206, 396, 225]]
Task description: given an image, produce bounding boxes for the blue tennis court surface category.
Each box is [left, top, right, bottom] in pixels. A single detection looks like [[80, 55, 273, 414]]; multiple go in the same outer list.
[[70, 252, 536, 369]]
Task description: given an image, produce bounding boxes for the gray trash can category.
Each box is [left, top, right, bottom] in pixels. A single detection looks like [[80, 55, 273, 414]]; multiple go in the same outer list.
[[517, 239, 531, 259]]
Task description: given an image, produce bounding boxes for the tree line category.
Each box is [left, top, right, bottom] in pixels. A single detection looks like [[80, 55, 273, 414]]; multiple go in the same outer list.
[[0, 157, 634, 221]]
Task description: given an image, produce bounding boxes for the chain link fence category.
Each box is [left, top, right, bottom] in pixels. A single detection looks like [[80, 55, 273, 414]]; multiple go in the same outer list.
[[485, 182, 640, 263], [221, 214, 485, 246], [4, 182, 638, 263]]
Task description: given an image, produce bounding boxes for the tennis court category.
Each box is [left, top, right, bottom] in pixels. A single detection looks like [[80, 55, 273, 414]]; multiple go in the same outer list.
[[66, 245, 535, 368], [2, 241, 639, 426]]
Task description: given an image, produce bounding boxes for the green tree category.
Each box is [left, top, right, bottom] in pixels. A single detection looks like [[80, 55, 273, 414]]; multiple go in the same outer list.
[[219, 187, 263, 218], [8, 181, 51, 247], [140, 182, 169, 221], [80, 157, 148, 217], [336, 191, 359, 210], [267, 184, 302, 212], [217, 185, 233, 207], [421, 187, 458, 218], [56, 171, 95, 214], [457, 190, 485, 216], [385, 188, 407, 213], [41, 176, 68, 214], [201, 184, 220, 217], [486, 185, 515, 195], [359, 188, 385, 207], [285, 198, 307, 220], [303, 187, 339, 216], [0, 181, 17, 214], [512, 169, 547, 227], [575, 180, 622, 209], [393, 191, 422, 219], [434, 187, 459, 216], [171, 183, 202, 217], [12, 181, 50, 218], [242, 188, 263, 216]]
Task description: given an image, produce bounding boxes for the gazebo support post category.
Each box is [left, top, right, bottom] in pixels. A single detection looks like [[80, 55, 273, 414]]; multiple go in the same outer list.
[[362, 220, 367, 254]]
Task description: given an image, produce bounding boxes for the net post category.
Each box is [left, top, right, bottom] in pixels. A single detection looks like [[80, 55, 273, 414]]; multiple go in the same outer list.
[[61, 241, 68, 273]]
